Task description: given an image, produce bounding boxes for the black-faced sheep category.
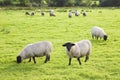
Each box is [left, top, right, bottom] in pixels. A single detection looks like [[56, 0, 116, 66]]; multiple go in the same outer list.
[[31, 11, 35, 16], [75, 10, 80, 16], [25, 12, 30, 15], [41, 11, 45, 16], [62, 40, 92, 65], [16, 41, 52, 64], [50, 10, 56, 16], [91, 26, 108, 41], [82, 11, 87, 16], [68, 12, 72, 18]]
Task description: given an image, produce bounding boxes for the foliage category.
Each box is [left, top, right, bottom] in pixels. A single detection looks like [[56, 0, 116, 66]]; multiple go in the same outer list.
[[99, 0, 120, 7]]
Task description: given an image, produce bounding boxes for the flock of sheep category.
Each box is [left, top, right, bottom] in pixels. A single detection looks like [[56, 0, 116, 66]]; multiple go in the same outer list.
[[25, 9, 87, 17], [16, 26, 108, 65]]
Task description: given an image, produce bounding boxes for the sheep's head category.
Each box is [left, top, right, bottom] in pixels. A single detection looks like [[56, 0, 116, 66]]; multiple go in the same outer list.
[[104, 35, 108, 41], [17, 56, 22, 63], [62, 42, 75, 51]]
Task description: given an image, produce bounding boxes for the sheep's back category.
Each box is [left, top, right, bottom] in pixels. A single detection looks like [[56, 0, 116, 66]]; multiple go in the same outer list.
[[91, 27, 106, 37], [76, 40, 91, 56]]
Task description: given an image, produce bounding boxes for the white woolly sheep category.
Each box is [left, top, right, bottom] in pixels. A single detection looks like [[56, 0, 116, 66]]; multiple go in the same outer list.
[[50, 10, 56, 16], [50, 12, 56, 16], [75, 10, 80, 16], [82, 11, 87, 16], [31, 11, 35, 16], [16, 41, 52, 64], [62, 40, 92, 65], [25, 12, 30, 15], [41, 11, 45, 16], [68, 12, 72, 18], [91, 26, 108, 41]]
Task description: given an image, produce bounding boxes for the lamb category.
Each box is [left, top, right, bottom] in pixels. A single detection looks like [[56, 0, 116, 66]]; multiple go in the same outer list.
[[16, 41, 52, 64], [62, 40, 92, 65], [68, 12, 72, 18], [91, 26, 108, 41]]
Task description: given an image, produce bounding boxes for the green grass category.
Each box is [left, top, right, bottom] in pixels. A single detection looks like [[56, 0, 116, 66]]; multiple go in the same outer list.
[[0, 8, 120, 80]]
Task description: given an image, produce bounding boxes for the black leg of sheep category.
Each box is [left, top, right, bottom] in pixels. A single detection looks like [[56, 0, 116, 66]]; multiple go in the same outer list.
[[32, 57, 36, 64], [28, 57, 31, 62], [77, 58, 82, 65], [68, 58, 72, 65]]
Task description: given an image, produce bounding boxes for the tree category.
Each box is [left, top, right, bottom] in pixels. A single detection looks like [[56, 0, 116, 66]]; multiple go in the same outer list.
[[99, 0, 120, 7], [3, 0, 13, 5], [74, 0, 82, 6], [19, 0, 30, 6]]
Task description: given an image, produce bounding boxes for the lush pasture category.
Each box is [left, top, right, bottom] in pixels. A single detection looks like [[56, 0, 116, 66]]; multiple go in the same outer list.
[[0, 8, 120, 80]]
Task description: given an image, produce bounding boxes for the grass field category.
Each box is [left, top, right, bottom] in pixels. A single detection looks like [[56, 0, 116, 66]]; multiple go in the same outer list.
[[0, 7, 120, 80]]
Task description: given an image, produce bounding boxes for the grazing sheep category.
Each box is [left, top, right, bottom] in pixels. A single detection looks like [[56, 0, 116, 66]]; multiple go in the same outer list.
[[25, 12, 30, 15], [82, 11, 87, 16], [31, 11, 35, 16], [50, 10, 56, 16], [68, 12, 72, 18], [41, 11, 45, 16], [62, 40, 92, 65], [91, 26, 108, 41], [50, 12, 56, 16], [16, 41, 52, 64], [75, 10, 80, 16]]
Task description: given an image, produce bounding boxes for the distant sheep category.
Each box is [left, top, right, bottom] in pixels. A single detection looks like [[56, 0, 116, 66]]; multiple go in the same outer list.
[[41, 11, 45, 16], [31, 11, 35, 16], [62, 40, 92, 65], [82, 11, 87, 16], [75, 10, 80, 16], [25, 12, 30, 15], [50, 10, 56, 16], [16, 41, 52, 64], [68, 12, 72, 18], [91, 26, 108, 41]]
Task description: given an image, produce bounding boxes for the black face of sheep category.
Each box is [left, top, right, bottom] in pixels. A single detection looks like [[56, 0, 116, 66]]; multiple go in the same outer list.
[[62, 42, 75, 51], [17, 56, 22, 63], [83, 12, 86, 16], [104, 35, 108, 41], [41, 12, 44, 16], [25, 12, 30, 15]]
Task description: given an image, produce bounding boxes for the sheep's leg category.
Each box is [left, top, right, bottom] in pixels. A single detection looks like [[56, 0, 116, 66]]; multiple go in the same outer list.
[[96, 36, 99, 40], [44, 54, 50, 63], [92, 35, 94, 39], [32, 56, 36, 64], [28, 57, 31, 62], [77, 58, 81, 65], [68, 58, 72, 65], [85, 55, 89, 62]]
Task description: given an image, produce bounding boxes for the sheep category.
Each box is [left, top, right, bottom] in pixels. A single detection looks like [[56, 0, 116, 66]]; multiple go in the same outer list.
[[50, 10, 56, 16], [82, 11, 87, 16], [62, 40, 92, 65], [68, 12, 72, 18], [75, 10, 80, 16], [41, 11, 45, 16], [82, 12, 87, 16], [25, 12, 30, 15], [91, 26, 108, 41], [31, 11, 35, 16], [16, 41, 52, 64]]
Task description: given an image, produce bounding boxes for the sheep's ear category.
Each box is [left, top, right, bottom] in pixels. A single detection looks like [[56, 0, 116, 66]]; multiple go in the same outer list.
[[62, 43, 67, 47], [71, 43, 75, 46]]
